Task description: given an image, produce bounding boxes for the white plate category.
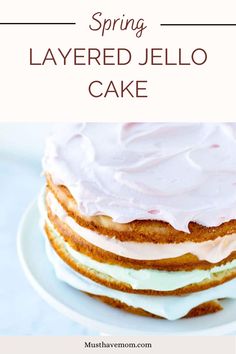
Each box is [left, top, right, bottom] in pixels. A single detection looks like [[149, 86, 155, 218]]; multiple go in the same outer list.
[[17, 202, 236, 336]]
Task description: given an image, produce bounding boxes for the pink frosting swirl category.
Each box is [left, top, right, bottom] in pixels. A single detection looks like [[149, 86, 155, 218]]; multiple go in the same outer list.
[[43, 123, 236, 232]]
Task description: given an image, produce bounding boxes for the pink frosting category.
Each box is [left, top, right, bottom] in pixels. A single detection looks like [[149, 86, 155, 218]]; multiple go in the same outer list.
[[43, 123, 236, 232], [47, 191, 236, 263]]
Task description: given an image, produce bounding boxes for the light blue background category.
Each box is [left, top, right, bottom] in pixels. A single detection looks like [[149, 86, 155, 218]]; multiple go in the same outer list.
[[0, 123, 97, 335]]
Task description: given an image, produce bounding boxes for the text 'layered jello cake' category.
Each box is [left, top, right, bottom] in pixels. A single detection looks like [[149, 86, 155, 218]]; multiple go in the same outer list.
[[41, 123, 236, 319]]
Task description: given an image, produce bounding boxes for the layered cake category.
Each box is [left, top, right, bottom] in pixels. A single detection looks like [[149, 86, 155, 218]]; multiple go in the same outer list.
[[41, 123, 236, 319]]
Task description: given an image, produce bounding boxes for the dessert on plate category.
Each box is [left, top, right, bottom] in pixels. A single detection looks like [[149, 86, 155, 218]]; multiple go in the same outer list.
[[40, 123, 236, 320]]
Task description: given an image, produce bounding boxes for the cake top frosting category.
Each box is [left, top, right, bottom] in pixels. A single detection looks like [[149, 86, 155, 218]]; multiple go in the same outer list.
[[43, 123, 236, 232]]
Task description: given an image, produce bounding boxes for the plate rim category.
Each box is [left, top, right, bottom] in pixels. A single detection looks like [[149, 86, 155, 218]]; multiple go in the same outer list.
[[17, 201, 236, 336]]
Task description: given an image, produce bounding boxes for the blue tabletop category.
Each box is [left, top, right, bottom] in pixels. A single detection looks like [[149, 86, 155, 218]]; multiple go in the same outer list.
[[0, 123, 97, 335]]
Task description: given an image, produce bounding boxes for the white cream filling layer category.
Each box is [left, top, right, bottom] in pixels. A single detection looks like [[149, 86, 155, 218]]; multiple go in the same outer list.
[[47, 191, 236, 264], [46, 241, 236, 320], [46, 219, 236, 292]]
